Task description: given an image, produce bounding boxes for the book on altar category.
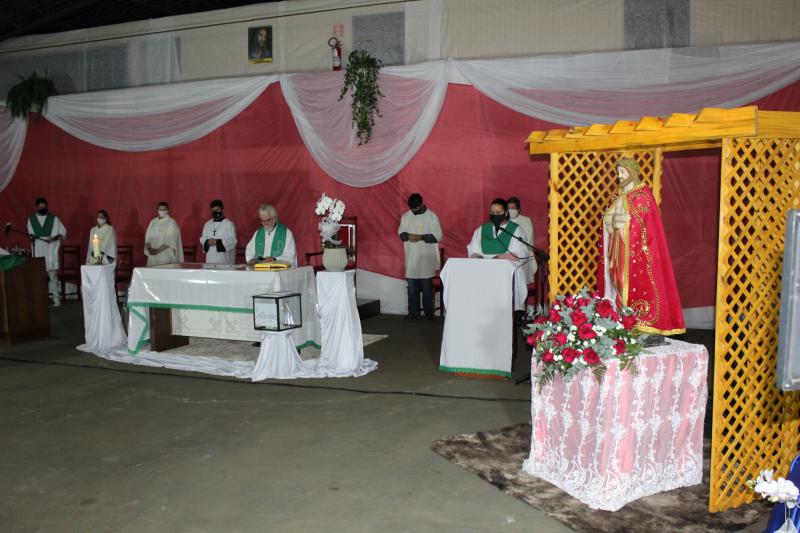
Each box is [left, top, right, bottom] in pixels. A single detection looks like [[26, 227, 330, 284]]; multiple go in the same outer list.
[[253, 261, 291, 271]]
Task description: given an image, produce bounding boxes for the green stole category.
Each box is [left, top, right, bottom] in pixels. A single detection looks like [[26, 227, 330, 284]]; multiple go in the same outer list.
[[480, 221, 518, 255], [29, 213, 55, 237], [255, 223, 287, 259]]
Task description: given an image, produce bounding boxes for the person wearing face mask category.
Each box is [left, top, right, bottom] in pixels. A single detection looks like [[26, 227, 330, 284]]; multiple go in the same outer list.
[[26, 197, 67, 306], [507, 196, 537, 284], [467, 198, 529, 312], [199, 199, 237, 265], [245, 204, 296, 266], [86, 210, 117, 265], [144, 201, 184, 266], [398, 193, 443, 320]]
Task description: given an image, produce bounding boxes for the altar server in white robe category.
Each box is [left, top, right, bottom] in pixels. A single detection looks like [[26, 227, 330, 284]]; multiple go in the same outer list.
[[467, 197, 529, 313], [245, 204, 297, 266], [398, 193, 442, 320], [200, 199, 237, 265], [27, 197, 67, 306], [85, 210, 118, 265], [507, 196, 537, 284], [144, 201, 184, 266]]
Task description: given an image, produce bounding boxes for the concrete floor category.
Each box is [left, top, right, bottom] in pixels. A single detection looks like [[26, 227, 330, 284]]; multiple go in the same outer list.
[[0, 303, 769, 532]]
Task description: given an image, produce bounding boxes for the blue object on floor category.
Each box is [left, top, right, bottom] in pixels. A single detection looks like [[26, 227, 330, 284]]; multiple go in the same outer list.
[[764, 453, 800, 533]]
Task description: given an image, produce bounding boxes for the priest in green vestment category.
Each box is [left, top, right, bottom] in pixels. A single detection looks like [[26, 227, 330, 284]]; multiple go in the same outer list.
[[245, 204, 297, 266], [467, 198, 529, 311], [26, 197, 67, 306]]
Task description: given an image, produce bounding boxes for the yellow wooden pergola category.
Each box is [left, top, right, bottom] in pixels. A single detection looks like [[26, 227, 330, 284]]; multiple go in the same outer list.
[[527, 105, 800, 512]]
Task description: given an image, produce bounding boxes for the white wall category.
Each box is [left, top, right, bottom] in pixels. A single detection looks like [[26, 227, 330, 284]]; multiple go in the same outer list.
[[1, 0, 798, 94]]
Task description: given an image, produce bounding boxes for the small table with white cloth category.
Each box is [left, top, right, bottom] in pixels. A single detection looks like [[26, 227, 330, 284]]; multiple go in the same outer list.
[[439, 258, 516, 378], [251, 269, 377, 379], [522, 338, 709, 511], [126, 264, 321, 354], [77, 263, 127, 355]]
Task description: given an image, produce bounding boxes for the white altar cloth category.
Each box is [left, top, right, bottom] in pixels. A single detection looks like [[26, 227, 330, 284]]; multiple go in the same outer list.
[[76, 263, 127, 355], [125, 264, 320, 354], [245, 271, 377, 380], [315, 271, 377, 377], [439, 258, 516, 378], [522, 338, 708, 511]]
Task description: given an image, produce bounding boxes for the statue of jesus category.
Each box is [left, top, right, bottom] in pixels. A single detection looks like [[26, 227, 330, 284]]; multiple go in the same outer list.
[[598, 158, 685, 335]]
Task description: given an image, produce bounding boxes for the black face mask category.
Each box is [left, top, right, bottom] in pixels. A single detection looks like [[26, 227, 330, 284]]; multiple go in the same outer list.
[[37, 208, 48, 216], [489, 214, 506, 227], [212, 211, 224, 221]]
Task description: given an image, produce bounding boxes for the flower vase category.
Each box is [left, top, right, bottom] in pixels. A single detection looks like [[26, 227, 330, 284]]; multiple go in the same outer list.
[[322, 247, 348, 272]]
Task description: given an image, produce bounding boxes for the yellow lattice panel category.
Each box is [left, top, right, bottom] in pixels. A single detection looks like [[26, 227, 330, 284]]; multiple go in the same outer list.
[[548, 150, 661, 299], [711, 137, 800, 512]]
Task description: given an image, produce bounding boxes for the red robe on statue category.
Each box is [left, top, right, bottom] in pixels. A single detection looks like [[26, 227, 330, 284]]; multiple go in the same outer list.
[[598, 184, 685, 335]]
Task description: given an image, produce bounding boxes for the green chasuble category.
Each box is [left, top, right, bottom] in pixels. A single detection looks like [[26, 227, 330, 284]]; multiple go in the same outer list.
[[255, 223, 287, 259], [28, 213, 55, 237], [480, 221, 519, 255]]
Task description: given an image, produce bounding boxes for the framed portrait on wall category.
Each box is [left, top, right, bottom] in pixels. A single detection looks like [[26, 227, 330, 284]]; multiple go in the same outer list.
[[248, 26, 273, 63]]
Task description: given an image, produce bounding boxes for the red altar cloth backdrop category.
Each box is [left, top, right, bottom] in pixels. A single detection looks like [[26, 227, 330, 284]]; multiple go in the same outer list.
[[1, 80, 799, 309]]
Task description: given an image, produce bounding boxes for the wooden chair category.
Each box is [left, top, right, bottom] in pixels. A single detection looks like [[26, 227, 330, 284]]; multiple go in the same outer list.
[[59, 244, 82, 301], [305, 216, 358, 276], [525, 247, 550, 313], [182, 244, 196, 263], [235, 245, 247, 265], [114, 245, 134, 295]]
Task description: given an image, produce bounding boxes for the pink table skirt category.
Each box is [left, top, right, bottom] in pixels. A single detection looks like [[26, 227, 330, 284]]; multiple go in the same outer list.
[[522, 338, 708, 511]]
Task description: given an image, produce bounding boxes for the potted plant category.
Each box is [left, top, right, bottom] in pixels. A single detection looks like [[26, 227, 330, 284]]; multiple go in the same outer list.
[[338, 49, 384, 145], [315, 193, 348, 271], [5, 71, 57, 121]]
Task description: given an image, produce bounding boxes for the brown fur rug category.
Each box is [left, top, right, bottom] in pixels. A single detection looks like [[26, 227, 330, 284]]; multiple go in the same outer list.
[[431, 423, 767, 532]]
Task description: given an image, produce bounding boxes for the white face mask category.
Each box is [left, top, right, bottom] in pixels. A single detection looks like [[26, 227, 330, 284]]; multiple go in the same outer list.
[[158, 210, 168, 218], [508, 209, 520, 219], [97, 218, 106, 226]]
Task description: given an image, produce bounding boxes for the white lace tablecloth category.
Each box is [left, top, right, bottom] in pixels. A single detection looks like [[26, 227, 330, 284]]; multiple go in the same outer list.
[[522, 338, 708, 511]]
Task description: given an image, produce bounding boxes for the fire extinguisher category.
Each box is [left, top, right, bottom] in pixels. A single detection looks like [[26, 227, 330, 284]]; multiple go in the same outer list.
[[328, 37, 342, 71]]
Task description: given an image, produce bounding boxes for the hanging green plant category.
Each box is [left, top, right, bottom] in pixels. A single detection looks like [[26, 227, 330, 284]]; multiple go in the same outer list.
[[5, 71, 58, 122], [338, 49, 384, 145]]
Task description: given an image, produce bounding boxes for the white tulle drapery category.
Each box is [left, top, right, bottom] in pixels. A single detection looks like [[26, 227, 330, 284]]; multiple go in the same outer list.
[[1, 42, 800, 191], [455, 42, 800, 125], [42, 75, 278, 152], [281, 61, 449, 187], [0, 107, 27, 192]]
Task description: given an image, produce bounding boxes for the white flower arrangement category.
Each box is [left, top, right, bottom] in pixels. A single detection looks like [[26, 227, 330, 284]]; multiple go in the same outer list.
[[749, 470, 799, 508], [748, 469, 800, 533], [315, 193, 347, 247], [315, 193, 345, 223]]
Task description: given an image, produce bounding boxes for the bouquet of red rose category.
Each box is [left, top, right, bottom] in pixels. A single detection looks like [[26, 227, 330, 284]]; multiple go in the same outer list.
[[524, 288, 645, 388]]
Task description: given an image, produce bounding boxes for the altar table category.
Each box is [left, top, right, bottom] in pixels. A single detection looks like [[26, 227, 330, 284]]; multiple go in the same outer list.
[[522, 338, 708, 511], [126, 264, 320, 354]]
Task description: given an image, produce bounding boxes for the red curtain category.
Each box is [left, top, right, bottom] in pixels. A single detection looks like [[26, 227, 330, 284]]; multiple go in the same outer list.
[[2, 80, 799, 308]]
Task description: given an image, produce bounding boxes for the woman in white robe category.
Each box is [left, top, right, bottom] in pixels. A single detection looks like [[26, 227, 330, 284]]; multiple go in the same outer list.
[[86, 210, 118, 265], [144, 202, 184, 266]]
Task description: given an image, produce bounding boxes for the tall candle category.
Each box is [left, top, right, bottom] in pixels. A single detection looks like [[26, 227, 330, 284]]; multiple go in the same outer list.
[[91, 233, 101, 261]]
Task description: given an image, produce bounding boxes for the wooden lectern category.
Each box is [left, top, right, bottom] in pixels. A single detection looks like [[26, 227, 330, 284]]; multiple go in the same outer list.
[[0, 257, 50, 341]]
